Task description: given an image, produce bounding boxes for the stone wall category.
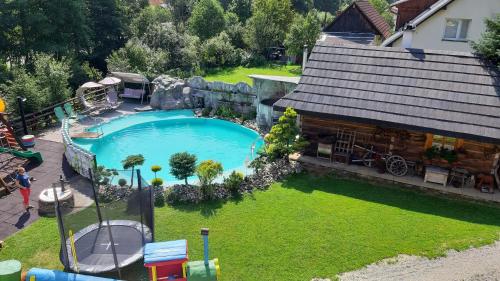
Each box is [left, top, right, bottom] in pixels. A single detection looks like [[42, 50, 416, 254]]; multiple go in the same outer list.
[[187, 76, 256, 114], [149, 75, 256, 114]]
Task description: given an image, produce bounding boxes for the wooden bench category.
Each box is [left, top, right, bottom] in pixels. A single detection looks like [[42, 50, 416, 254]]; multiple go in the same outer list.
[[424, 166, 449, 187]]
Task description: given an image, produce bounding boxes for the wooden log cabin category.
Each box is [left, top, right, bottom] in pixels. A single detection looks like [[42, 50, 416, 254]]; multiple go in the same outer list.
[[274, 41, 500, 188]]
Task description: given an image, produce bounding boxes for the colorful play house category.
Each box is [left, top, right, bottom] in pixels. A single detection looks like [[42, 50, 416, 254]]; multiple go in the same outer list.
[[144, 239, 189, 281], [144, 228, 220, 281]]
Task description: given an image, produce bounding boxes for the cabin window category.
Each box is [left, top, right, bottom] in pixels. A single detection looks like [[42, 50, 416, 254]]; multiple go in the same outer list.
[[432, 135, 457, 150], [443, 19, 471, 40]]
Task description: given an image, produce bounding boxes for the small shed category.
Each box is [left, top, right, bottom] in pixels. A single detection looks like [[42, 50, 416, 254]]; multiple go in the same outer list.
[[323, 0, 392, 45]]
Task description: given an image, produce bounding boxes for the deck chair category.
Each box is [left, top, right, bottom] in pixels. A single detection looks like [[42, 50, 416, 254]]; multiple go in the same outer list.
[[80, 94, 105, 115], [64, 103, 87, 121], [105, 89, 122, 110], [54, 106, 67, 122], [63, 103, 77, 118]]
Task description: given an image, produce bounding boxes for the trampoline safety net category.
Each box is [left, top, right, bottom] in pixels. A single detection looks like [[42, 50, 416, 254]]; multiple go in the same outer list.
[[55, 168, 154, 277]]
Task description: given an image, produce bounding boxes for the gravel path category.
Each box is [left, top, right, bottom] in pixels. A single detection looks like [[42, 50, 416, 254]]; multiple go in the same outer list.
[[338, 241, 500, 281]]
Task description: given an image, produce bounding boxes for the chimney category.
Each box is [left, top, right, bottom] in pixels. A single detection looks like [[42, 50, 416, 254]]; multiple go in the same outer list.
[[402, 24, 415, 49], [302, 45, 308, 72]]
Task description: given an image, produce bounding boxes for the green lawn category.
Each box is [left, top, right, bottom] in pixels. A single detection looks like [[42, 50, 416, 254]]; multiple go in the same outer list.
[[203, 65, 301, 85], [2, 174, 500, 281]]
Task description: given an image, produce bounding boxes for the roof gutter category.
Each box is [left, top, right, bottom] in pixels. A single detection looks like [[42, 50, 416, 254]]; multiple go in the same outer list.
[[381, 0, 454, 47]]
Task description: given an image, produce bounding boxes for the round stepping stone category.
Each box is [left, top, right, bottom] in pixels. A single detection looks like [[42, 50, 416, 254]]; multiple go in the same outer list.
[[0, 260, 21, 281], [38, 187, 74, 216]]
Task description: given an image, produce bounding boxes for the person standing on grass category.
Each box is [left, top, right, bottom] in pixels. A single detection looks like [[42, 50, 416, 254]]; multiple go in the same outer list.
[[15, 167, 33, 211]]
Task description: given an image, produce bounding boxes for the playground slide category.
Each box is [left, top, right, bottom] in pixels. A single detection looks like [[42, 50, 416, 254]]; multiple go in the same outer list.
[[25, 268, 122, 281], [0, 147, 43, 163]]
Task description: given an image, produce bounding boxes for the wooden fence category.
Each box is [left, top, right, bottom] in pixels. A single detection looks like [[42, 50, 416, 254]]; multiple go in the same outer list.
[[6, 87, 111, 136]]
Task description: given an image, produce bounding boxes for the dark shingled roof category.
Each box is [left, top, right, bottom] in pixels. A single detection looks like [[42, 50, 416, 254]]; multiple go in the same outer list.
[[274, 41, 500, 143], [355, 0, 392, 39]]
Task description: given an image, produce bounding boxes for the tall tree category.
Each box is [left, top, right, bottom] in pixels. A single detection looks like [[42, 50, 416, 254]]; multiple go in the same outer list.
[[0, 0, 16, 61], [170, 0, 197, 24], [86, 0, 126, 71], [228, 0, 252, 22], [284, 10, 322, 57], [14, 0, 91, 62], [473, 15, 500, 67], [189, 0, 226, 40], [292, 0, 313, 13], [314, 0, 340, 13], [130, 6, 172, 38], [244, 0, 294, 54]]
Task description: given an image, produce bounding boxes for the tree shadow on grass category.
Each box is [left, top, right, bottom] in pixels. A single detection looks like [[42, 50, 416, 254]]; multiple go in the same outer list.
[[169, 192, 254, 218], [170, 200, 224, 218], [281, 173, 500, 227]]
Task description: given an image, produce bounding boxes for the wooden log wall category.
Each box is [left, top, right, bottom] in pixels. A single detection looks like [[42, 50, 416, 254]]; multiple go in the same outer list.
[[301, 115, 499, 175]]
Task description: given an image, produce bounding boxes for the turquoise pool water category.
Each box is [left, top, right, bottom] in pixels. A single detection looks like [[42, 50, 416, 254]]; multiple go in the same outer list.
[[74, 110, 264, 183]]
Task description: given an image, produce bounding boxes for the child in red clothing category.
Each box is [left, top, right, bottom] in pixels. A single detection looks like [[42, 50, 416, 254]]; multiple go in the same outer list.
[[15, 167, 33, 211]]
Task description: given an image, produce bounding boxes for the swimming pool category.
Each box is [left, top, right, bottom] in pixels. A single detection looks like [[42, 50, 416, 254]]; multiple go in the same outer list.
[[74, 110, 264, 183]]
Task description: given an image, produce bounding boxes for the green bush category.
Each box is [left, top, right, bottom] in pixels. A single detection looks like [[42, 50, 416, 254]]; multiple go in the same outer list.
[[151, 177, 164, 187], [200, 32, 242, 68], [202, 107, 212, 117], [196, 160, 223, 199], [106, 38, 169, 79], [265, 107, 308, 159], [196, 160, 223, 187], [215, 105, 237, 118], [151, 165, 162, 179], [151, 178, 165, 207], [223, 171, 244, 193], [118, 178, 128, 187], [242, 109, 257, 121], [170, 152, 197, 185], [1, 54, 72, 117]]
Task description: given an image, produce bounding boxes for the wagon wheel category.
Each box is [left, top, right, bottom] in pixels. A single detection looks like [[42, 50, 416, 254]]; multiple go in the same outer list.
[[362, 151, 374, 167], [386, 155, 408, 176]]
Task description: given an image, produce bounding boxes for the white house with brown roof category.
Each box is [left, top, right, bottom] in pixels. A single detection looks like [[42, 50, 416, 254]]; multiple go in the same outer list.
[[382, 0, 500, 52]]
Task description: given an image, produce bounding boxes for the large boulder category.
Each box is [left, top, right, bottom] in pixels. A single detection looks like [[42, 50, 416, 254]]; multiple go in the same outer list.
[[150, 75, 192, 110], [187, 76, 208, 90]]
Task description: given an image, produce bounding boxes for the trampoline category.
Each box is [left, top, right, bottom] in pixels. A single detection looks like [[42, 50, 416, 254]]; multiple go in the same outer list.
[[62, 220, 152, 274], [55, 168, 155, 279]]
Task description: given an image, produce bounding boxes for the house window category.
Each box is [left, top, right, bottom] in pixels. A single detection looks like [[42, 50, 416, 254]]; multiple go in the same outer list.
[[432, 135, 457, 150], [443, 19, 471, 40]]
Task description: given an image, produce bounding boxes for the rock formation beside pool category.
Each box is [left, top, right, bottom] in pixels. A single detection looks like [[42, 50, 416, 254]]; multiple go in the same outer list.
[[150, 75, 193, 110]]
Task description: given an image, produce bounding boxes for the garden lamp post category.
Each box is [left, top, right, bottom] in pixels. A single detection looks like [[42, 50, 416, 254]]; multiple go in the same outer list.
[[17, 96, 28, 135]]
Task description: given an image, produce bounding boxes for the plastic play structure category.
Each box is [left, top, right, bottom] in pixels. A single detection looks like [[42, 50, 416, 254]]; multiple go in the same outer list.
[[54, 169, 154, 278], [24, 268, 121, 281], [0, 147, 42, 163], [0, 98, 43, 164], [144, 228, 221, 281]]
